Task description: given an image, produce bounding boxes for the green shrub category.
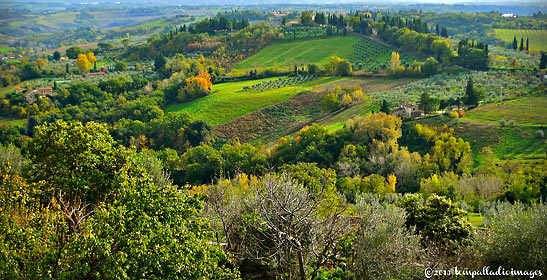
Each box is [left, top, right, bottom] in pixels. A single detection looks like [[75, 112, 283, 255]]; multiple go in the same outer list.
[[476, 203, 547, 270]]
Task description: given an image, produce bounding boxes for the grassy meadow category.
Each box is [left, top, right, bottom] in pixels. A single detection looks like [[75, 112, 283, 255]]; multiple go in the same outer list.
[[465, 93, 547, 127], [494, 29, 547, 51], [165, 76, 340, 126]]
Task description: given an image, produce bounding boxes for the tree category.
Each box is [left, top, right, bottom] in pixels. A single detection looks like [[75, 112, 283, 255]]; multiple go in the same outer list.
[[86, 52, 96, 67], [307, 63, 320, 76], [431, 136, 472, 175], [435, 24, 440, 35], [98, 42, 115, 51], [27, 120, 132, 203], [519, 37, 524, 51], [66, 46, 84, 59], [282, 16, 288, 26], [539, 53, 547, 69], [154, 53, 167, 71], [53, 50, 61, 61], [22, 64, 41, 80], [215, 172, 346, 280], [422, 57, 439, 76], [178, 71, 212, 102], [341, 93, 352, 107], [350, 200, 422, 279], [380, 99, 390, 114], [76, 53, 90, 73], [345, 112, 402, 145], [336, 59, 352, 76], [324, 56, 352, 76], [440, 26, 448, 38], [526, 38, 529, 51], [300, 11, 313, 26], [387, 52, 405, 76], [114, 60, 127, 71], [464, 77, 476, 106], [180, 145, 222, 185], [2, 121, 240, 279], [321, 91, 341, 112], [400, 194, 473, 251], [476, 203, 547, 270], [419, 92, 434, 114], [512, 36, 518, 50]]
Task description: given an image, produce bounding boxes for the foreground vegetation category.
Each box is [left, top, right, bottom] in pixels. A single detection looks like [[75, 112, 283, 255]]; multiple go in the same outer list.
[[1, 3, 546, 280]]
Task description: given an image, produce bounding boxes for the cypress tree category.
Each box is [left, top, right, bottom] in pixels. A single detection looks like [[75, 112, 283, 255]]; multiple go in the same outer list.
[[526, 38, 529, 51], [539, 53, 547, 69], [380, 99, 390, 114], [512, 36, 518, 50], [519, 38, 524, 51], [436, 24, 440, 35]]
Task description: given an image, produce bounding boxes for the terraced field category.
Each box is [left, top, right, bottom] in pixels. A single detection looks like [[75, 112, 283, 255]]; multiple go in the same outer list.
[[233, 36, 361, 71], [494, 29, 547, 51]]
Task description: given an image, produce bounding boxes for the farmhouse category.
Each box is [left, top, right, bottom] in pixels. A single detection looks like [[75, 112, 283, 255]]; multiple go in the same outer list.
[[390, 103, 422, 119], [83, 72, 106, 78], [25, 87, 56, 104]]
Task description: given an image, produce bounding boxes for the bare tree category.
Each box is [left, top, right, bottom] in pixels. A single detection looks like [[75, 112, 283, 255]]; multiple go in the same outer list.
[[204, 172, 349, 280]]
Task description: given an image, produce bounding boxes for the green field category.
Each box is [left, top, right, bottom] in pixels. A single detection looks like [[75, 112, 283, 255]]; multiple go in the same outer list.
[[165, 76, 339, 126], [233, 36, 361, 71], [0, 46, 14, 53], [464, 93, 547, 127], [494, 29, 547, 51], [319, 102, 378, 132]]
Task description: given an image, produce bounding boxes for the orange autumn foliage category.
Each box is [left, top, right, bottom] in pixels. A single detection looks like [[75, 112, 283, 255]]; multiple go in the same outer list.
[[178, 71, 213, 101]]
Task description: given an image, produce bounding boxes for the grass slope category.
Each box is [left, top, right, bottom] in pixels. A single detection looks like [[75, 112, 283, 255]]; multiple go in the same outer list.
[[407, 93, 547, 165], [233, 36, 361, 71], [494, 29, 547, 51], [165, 76, 339, 126], [465, 93, 547, 127]]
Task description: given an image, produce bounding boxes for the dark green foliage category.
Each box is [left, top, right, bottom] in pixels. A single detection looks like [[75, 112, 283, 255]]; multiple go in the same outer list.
[[155, 53, 167, 71], [53, 50, 61, 61], [463, 77, 484, 106], [186, 120, 212, 147], [419, 92, 438, 114], [422, 57, 439, 76], [180, 145, 222, 185], [114, 60, 127, 71], [512, 36, 518, 50], [66, 46, 84, 59], [271, 124, 344, 168], [307, 63, 320, 76], [400, 194, 474, 251], [539, 53, 547, 69], [26, 120, 132, 204], [220, 142, 267, 177], [0, 121, 239, 279], [380, 99, 390, 114], [21, 64, 41, 80]]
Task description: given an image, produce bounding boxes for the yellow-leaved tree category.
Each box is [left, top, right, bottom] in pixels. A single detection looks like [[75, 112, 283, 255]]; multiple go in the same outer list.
[[389, 52, 400, 71], [87, 52, 96, 66], [76, 54, 90, 73]]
